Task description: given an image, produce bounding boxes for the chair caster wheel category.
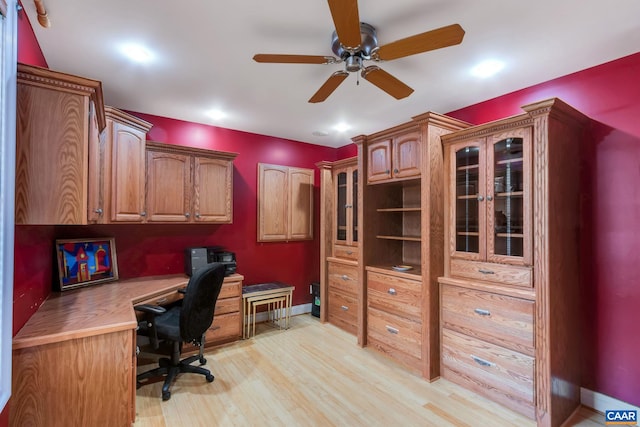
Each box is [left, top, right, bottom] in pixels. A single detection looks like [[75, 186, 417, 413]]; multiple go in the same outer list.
[[206, 374, 214, 382], [199, 356, 207, 365], [162, 391, 171, 401]]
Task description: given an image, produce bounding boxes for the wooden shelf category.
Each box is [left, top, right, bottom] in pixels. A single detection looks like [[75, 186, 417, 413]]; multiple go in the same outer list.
[[376, 235, 421, 242], [496, 233, 524, 238], [376, 207, 421, 212]]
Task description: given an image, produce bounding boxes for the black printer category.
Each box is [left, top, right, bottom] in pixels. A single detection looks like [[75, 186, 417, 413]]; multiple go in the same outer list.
[[184, 247, 237, 276]]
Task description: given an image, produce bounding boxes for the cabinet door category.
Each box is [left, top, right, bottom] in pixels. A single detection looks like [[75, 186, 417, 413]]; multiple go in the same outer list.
[[15, 86, 90, 224], [335, 165, 357, 246], [486, 128, 532, 265], [258, 163, 288, 241], [288, 167, 314, 240], [448, 139, 486, 261], [193, 156, 233, 223], [146, 151, 191, 222], [392, 131, 421, 179], [367, 139, 392, 183], [109, 121, 147, 222]]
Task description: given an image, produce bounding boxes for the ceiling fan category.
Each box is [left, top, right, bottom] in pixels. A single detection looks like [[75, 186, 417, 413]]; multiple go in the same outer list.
[[253, 0, 465, 103]]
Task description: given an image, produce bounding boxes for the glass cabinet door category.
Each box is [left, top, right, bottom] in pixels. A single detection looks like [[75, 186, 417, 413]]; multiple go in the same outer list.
[[336, 170, 348, 242], [452, 142, 485, 259], [486, 128, 532, 264], [351, 169, 358, 243]]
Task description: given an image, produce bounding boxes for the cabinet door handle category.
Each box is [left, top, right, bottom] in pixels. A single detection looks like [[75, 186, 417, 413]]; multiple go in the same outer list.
[[478, 269, 495, 275], [94, 208, 103, 215], [140, 211, 146, 217], [385, 325, 399, 334], [345, 204, 352, 208], [477, 195, 484, 202], [341, 275, 349, 281], [471, 355, 494, 367], [340, 305, 349, 311], [385, 169, 390, 174], [387, 288, 397, 295], [393, 168, 399, 174], [474, 308, 491, 316], [195, 213, 201, 218], [487, 195, 493, 201], [185, 212, 190, 218]]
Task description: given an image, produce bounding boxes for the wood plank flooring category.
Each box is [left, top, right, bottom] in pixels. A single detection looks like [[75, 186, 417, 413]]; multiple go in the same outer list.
[[134, 315, 605, 427]]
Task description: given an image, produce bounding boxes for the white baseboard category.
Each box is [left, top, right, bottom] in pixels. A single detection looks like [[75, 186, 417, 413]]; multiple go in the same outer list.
[[253, 303, 311, 323], [581, 387, 640, 413]]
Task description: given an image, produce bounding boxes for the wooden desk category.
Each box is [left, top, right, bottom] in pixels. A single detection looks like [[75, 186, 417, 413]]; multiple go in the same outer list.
[[242, 282, 294, 339], [10, 273, 244, 427]]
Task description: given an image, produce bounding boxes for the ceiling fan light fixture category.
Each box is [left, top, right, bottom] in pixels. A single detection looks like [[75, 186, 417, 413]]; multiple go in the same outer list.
[[471, 60, 505, 78], [345, 55, 363, 72]]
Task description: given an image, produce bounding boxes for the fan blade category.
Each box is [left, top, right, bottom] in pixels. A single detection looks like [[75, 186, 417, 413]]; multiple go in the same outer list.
[[361, 66, 414, 100], [253, 54, 336, 64], [375, 24, 465, 61], [309, 71, 349, 103], [327, 0, 361, 49]]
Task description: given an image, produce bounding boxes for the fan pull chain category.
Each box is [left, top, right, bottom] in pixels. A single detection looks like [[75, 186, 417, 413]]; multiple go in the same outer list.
[[356, 72, 360, 86]]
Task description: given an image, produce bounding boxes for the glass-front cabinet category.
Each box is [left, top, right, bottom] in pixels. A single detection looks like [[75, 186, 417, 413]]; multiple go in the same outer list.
[[334, 164, 358, 247], [449, 127, 532, 265]]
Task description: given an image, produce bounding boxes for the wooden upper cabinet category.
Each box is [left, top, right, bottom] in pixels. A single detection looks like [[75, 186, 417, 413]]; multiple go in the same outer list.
[[366, 130, 420, 184], [146, 142, 237, 223], [15, 63, 106, 225], [258, 163, 314, 242], [193, 156, 233, 222], [90, 107, 152, 223]]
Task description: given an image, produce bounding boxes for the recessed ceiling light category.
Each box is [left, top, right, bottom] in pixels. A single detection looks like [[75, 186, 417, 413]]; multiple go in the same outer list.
[[120, 43, 153, 63], [471, 60, 505, 78], [333, 122, 351, 133], [207, 109, 226, 121]]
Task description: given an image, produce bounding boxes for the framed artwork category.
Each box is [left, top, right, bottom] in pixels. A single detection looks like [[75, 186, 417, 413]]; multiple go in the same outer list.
[[55, 237, 119, 291]]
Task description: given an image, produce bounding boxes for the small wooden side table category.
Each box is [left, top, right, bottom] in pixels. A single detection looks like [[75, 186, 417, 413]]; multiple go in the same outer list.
[[242, 282, 295, 339]]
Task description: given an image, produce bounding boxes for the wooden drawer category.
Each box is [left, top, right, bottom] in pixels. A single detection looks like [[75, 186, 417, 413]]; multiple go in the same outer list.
[[367, 271, 421, 321], [450, 259, 532, 287], [220, 280, 241, 299], [327, 288, 358, 336], [206, 311, 241, 343], [367, 306, 422, 370], [441, 284, 534, 356], [328, 261, 358, 295], [215, 296, 240, 316], [333, 244, 358, 261], [441, 328, 535, 419]]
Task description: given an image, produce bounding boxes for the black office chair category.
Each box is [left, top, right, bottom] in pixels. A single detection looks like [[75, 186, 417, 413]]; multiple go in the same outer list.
[[135, 262, 226, 401]]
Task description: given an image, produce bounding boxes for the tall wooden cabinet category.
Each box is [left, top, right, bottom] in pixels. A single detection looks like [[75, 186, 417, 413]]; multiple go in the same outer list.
[[257, 163, 314, 242], [438, 98, 590, 426], [15, 63, 106, 224], [145, 142, 237, 223], [354, 113, 469, 374], [318, 158, 359, 336]]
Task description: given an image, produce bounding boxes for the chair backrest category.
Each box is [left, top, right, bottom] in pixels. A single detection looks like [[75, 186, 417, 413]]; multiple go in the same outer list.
[[179, 262, 226, 343]]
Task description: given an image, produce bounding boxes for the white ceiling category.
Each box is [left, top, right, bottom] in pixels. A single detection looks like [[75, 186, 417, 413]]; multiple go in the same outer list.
[[22, 0, 640, 148]]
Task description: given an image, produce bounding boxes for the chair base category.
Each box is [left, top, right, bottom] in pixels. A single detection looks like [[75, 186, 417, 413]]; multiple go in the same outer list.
[[137, 354, 214, 401]]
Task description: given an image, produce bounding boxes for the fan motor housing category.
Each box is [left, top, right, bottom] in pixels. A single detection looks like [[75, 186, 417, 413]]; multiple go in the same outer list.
[[331, 22, 378, 60]]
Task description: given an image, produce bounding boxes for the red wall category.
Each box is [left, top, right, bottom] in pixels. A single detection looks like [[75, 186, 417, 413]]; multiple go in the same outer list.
[[446, 52, 640, 408]]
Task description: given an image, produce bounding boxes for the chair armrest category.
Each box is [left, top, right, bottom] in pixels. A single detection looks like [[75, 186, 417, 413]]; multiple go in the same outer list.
[[134, 304, 167, 315]]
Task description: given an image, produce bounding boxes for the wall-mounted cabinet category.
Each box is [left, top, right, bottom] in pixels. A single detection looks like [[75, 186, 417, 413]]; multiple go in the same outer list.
[[146, 142, 237, 223], [439, 98, 590, 426], [257, 163, 314, 242], [15, 63, 106, 225], [89, 107, 153, 223]]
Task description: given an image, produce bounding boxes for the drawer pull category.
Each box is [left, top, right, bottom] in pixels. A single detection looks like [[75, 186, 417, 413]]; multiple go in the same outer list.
[[155, 297, 168, 304], [385, 325, 399, 334], [341, 274, 349, 281], [478, 269, 495, 275], [346, 251, 353, 255], [387, 288, 397, 295], [474, 308, 491, 316], [340, 305, 349, 311], [471, 355, 494, 367]]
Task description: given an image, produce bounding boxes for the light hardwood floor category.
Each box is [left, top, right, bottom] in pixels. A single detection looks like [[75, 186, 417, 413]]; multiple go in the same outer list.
[[134, 315, 605, 427]]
